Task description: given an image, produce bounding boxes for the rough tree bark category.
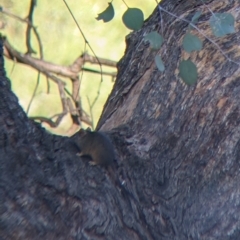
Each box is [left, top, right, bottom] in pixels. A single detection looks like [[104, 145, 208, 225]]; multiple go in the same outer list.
[[1, 0, 240, 239]]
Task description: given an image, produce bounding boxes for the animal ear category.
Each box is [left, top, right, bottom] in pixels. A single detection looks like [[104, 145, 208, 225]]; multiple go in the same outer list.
[[79, 127, 92, 136], [79, 128, 87, 136], [86, 127, 92, 132]]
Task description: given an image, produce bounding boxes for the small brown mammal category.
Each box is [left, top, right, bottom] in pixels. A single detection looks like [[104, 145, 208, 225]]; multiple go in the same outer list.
[[78, 128, 136, 200], [78, 128, 115, 166]]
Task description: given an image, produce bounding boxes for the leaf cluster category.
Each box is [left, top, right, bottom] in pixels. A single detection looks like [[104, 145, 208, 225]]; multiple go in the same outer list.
[[96, 3, 236, 86], [96, 2, 144, 31]]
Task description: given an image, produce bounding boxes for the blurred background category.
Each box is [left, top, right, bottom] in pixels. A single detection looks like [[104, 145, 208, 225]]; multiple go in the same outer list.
[[0, 0, 155, 135]]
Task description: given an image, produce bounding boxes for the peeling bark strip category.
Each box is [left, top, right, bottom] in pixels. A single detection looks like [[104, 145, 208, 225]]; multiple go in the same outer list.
[[1, 0, 240, 239]]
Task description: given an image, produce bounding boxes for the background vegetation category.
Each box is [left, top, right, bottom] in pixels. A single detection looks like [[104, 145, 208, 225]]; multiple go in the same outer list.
[[0, 0, 155, 134]]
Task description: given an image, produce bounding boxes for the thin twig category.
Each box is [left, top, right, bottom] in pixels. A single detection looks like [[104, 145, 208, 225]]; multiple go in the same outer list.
[[62, 0, 104, 81], [30, 114, 66, 128], [2, 8, 44, 58], [46, 75, 50, 93], [82, 67, 117, 77], [26, 71, 40, 114], [26, 0, 37, 54], [9, 57, 16, 77], [91, 78, 102, 110], [64, 87, 91, 120], [122, 0, 128, 8], [86, 96, 94, 129]]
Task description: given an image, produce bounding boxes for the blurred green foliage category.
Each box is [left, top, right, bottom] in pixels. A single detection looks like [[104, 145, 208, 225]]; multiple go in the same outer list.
[[0, 0, 155, 135]]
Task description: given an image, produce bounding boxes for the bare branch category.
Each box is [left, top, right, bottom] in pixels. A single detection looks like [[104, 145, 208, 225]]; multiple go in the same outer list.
[[1, 7, 43, 58], [2, 6, 117, 131], [83, 53, 117, 68], [30, 114, 66, 128], [3, 38, 117, 79], [30, 107, 92, 128], [3, 38, 80, 78], [26, 0, 37, 54], [64, 87, 92, 126]]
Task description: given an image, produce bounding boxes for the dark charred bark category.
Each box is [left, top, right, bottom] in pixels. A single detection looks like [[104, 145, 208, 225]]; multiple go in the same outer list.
[[1, 0, 240, 239]]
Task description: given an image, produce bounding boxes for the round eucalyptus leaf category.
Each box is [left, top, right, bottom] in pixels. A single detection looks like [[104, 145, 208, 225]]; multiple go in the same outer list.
[[155, 55, 165, 72], [183, 33, 202, 53], [144, 31, 163, 50], [122, 8, 144, 31], [179, 60, 198, 85], [209, 13, 235, 37], [96, 2, 114, 23]]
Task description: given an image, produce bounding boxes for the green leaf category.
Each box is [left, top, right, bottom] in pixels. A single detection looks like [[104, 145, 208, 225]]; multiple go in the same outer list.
[[191, 11, 201, 24], [209, 13, 235, 37], [144, 31, 163, 50], [179, 60, 197, 85], [155, 55, 165, 72], [0, 6, 2, 11], [183, 33, 202, 53], [96, 2, 114, 23], [122, 8, 144, 31]]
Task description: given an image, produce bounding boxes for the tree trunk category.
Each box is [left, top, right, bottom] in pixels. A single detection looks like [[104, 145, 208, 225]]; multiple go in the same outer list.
[[1, 0, 240, 239]]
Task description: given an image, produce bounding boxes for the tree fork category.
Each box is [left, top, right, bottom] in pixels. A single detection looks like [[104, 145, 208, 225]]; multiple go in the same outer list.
[[1, 0, 240, 239]]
